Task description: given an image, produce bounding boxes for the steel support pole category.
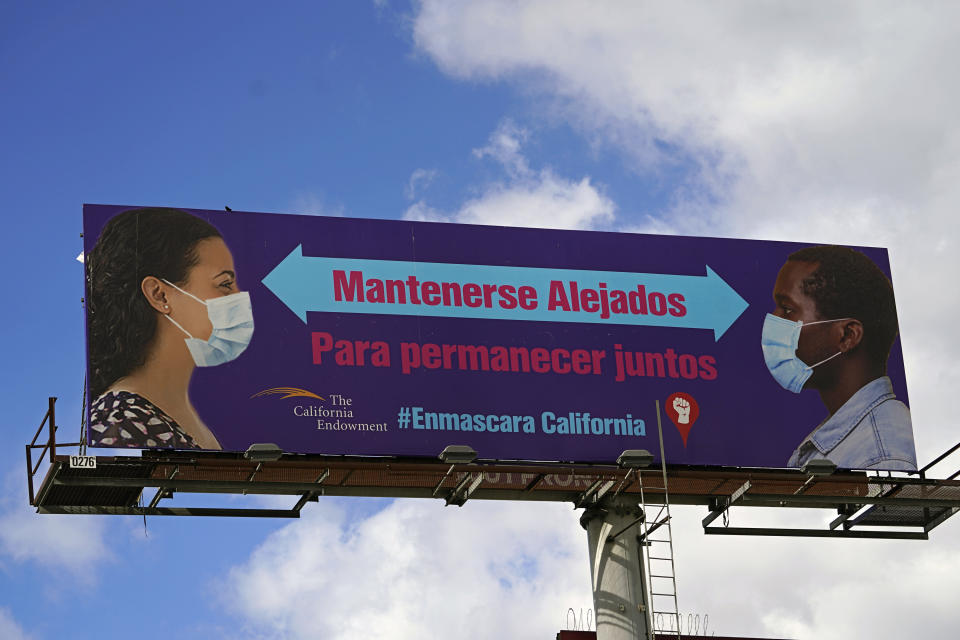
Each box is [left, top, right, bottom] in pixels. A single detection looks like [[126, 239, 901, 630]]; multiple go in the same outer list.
[[581, 499, 651, 640]]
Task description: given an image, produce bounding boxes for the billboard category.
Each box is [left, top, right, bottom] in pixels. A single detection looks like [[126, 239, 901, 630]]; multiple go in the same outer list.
[[83, 204, 917, 470]]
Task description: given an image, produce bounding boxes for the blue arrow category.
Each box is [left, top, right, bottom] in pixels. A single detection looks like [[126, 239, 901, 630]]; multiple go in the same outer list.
[[262, 245, 749, 340]]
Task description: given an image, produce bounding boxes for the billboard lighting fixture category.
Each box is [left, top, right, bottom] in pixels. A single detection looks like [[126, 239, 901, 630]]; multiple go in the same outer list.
[[439, 445, 478, 464], [244, 443, 284, 462], [618, 449, 654, 469], [802, 458, 837, 476]]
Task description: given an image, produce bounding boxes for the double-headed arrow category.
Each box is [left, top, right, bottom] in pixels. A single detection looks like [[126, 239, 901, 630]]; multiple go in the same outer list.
[[262, 245, 748, 340]]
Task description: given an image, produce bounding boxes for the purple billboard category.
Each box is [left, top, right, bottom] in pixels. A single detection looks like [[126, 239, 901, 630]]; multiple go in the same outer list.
[[83, 204, 917, 470]]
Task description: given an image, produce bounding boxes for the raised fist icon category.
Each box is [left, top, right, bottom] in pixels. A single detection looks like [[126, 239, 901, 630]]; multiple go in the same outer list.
[[672, 396, 691, 424]]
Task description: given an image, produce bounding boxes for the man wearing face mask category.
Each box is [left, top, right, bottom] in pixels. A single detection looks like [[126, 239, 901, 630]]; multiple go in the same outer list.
[[761, 245, 917, 471]]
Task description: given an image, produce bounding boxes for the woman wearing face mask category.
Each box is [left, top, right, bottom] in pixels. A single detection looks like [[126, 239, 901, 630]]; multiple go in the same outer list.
[[86, 208, 254, 450]]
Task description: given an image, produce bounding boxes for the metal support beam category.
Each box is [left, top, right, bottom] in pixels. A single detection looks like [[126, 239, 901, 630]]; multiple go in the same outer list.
[[38, 505, 300, 518], [576, 478, 616, 508], [523, 473, 545, 491], [245, 462, 263, 483], [739, 492, 960, 509], [701, 480, 751, 528], [446, 472, 484, 507], [702, 499, 727, 529], [53, 476, 374, 495], [28, 443, 960, 532], [594, 480, 615, 504], [611, 468, 636, 499], [793, 475, 817, 495], [25, 444, 34, 505], [925, 506, 960, 533], [292, 469, 330, 513], [605, 513, 646, 544], [147, 489, 170, 510], [34, 461, 61, 507], [704, 526, 928, 540], [48, 397, 57, 461], [635, 516, 670, 544], [828, 503, 864, 530], [148, 465, 180, 509], [576, 479, 604, 508], [582, 499, 651, 640], [431, 464, 457, 496]]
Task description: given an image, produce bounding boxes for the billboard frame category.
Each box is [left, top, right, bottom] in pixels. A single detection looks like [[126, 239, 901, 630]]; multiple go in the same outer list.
[[27, 398, 960, 538], [81, 204, 919, 472]]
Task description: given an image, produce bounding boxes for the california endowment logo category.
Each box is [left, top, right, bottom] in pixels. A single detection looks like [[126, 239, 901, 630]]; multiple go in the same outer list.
[[250, 387, 387, 432], [250, 387, 326, 401]]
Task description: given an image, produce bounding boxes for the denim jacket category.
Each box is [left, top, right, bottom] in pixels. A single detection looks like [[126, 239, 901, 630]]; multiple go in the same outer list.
[[788, 376, 917, 471]]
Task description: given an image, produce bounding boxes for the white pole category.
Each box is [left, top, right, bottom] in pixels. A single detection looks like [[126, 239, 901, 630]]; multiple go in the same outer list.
[[581, 500, 651, 640]]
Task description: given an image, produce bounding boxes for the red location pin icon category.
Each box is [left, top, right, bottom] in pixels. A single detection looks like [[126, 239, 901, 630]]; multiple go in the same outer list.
[[665, 392, 699, 447]]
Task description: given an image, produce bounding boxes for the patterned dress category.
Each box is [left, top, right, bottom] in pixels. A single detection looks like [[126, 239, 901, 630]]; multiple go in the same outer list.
[[89, 390, 200, 449]]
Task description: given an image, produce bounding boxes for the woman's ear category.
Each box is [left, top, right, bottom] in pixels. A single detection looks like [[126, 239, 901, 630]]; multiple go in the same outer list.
[[838, 319, 864, 353], [141, 276, 170, 313]]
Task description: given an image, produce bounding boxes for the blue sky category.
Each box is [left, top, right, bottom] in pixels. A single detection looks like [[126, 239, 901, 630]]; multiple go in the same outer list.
[[3, 2, 960, 639]]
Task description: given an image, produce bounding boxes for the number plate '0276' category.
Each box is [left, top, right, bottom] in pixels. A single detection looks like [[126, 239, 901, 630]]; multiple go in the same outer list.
[[69, 456, 97, 469]]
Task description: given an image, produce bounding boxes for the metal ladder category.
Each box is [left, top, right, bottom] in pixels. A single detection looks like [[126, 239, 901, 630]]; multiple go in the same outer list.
[[638, 399, 681, 639]]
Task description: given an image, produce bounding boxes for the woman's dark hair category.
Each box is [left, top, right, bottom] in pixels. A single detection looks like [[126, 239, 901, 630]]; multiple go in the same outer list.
[[86, 208, 222, 398], [787, 245, 899, 370]]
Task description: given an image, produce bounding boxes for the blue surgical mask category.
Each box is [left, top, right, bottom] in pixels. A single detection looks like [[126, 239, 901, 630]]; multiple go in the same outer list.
[[761, 313, 848, 393], [163, 279, 255, 367]]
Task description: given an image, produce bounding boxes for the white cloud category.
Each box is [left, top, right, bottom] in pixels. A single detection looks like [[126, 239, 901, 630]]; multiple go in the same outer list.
[[413, 2, 960, 197], [224, 493, 960, 639], [290, 191, 344, 217], [223, 499, 591, 639], [0, 501, 110, 580], [0, 470, 109, 580], [449, 171, 613, 229], [410, 2, 960, 260], [404, 168, 438, 200], [404, 120, 615, 230], [0, 608, 32, 640], [670, 504, 960, 638], [472, 119, 531, 178], [408, 0, 960, 453], [206, 5, 960, 639], [400, 2, 960, 637], [404, 173, 614, 230]]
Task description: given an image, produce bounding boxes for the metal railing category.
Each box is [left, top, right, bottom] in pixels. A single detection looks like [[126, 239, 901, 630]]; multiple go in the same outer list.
[[26, 397, 80, 506], [919, 440, 960, 481]]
